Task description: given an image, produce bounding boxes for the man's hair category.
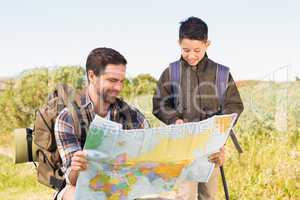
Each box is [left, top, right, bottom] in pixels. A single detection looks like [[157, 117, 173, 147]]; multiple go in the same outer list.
[[86, 47, 127, 79], [179, 17, 208, 41]]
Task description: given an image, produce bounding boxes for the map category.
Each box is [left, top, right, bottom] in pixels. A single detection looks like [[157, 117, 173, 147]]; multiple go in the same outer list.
[[75, 113, 237, 200]]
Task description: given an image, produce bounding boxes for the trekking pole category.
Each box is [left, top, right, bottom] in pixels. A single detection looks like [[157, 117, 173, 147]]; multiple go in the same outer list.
[[220, 166, 229, 200]]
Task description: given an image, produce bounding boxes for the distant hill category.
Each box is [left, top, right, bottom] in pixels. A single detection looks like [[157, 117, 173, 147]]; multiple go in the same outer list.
[[236, 79, 300, 88]]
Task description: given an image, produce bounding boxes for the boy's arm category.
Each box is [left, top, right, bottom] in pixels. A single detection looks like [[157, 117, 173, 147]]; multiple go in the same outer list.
[[152, 68, 180, 125], [223, 73, 244, 121]]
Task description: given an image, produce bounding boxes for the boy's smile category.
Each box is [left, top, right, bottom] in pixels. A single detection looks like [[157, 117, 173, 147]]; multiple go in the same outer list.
[[179, 38, 210, 66]]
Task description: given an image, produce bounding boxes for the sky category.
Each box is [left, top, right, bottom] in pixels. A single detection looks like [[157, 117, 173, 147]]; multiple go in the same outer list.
[[0, 0, 299, 81]]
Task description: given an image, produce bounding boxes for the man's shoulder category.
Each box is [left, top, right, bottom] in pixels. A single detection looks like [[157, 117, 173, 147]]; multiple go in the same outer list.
[[114, 98, 149, 128], [55, 107, 74, 126], [115, 98, 145, 117]]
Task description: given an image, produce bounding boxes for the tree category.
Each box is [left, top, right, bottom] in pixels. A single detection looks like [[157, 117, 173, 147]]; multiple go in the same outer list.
[[131, 74, 157, 96]]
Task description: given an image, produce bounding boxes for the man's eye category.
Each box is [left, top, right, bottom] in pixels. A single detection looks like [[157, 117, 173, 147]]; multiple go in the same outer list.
[[183, 49, 190, 53]]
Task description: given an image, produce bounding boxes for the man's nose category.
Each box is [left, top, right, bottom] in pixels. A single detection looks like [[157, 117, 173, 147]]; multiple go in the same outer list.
[[113, 82, 123, 92]]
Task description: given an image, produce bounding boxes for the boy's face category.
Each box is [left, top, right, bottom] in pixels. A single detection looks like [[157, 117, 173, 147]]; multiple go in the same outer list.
[[179, 38, 210, 66]]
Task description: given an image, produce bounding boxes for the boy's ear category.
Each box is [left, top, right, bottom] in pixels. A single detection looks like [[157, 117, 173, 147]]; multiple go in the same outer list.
[[206, 40, 211, 47]]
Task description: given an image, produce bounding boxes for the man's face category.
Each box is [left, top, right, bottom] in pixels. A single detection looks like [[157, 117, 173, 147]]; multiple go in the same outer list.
[[179, 38, 210, 66], [89, 64, 126, 104]]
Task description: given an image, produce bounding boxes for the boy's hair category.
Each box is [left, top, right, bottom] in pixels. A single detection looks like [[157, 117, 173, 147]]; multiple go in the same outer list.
[[86, 47, 127, 80], [179, 17, 208, 41]]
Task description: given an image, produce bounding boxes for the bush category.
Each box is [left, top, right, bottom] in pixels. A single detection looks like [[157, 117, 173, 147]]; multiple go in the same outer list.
[[0, 66, 85, 133]]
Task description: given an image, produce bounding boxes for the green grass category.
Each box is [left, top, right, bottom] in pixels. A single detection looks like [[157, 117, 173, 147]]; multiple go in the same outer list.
[[0, 155, 53, 200], [0, 132, 53, 199], [0, 82, 300, 200], [217, 131, 300, 200]]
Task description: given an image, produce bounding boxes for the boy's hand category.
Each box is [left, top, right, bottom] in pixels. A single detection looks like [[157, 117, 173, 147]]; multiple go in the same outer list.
[[209, 147, 225, 167], [71, 150, 88, 171], [175, 119, 184, 124]]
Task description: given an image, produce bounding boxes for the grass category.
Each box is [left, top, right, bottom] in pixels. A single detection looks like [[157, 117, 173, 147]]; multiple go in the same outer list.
[[218, 131, 300, 200], [0, 155, 53, 200], [0, 82, 300, 200], [0, 132, 53, 200]]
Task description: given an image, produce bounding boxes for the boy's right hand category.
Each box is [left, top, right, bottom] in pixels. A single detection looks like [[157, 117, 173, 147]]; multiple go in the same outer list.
[[71, 150, 88, 171]]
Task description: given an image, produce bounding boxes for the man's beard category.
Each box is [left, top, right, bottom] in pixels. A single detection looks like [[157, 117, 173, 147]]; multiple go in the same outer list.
[[97, 89, 118, 105]]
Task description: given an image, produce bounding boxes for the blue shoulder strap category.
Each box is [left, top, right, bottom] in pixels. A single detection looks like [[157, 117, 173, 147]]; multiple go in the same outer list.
[[169, 60, 181, 108], [216, 64, 230, 111]]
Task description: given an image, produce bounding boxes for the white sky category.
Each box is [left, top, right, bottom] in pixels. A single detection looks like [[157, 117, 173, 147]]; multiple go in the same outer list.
[[0, 0, 299, 81]]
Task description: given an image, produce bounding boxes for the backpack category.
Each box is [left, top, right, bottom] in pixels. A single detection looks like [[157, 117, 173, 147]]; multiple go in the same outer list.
[[169, 60, 243, 153], [26, 84, 91, 191]]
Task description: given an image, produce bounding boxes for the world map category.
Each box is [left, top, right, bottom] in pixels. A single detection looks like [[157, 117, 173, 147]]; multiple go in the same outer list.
[[75, 113, 237, 200]]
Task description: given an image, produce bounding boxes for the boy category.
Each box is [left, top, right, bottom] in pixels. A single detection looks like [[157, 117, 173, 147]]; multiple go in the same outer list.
[[152, 17, 244, 200]]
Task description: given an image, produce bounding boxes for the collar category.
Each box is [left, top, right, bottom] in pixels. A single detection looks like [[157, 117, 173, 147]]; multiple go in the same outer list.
[[181, 53, 208, 72], [79, 89, 94, 109]]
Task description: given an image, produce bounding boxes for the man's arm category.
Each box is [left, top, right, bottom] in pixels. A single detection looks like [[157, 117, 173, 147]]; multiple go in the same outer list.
[[68, 151, 88, 185], [55, 108, 87, 186], [152, 68, 180, 125]]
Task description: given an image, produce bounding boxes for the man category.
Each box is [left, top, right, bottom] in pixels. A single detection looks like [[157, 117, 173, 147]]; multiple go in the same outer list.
[[55, 47, 148, 200], [152, 17, 244, 200]]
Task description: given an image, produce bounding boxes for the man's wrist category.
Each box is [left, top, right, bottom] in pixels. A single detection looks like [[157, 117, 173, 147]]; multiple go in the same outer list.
[[68, 168, 80, 186]]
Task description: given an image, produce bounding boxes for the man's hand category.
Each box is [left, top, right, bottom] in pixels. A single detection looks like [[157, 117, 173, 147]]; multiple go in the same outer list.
[[71, 150, 88, 171], [68, 150, 88, 186], [175, 119, 184, 124], [208, 147, 225, 167]]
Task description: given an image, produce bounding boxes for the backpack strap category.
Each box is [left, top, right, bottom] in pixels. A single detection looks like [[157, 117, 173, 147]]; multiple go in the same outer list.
[[26, 127, 36, 166], [216, 64, 230, 111], [70, 101, 85, 149], [169, 60, 181, 108], [216, 64, 243, 153], [70, 94, 93, 149]]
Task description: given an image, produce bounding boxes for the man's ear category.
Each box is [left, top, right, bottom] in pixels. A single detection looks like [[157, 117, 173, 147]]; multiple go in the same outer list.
[[88, 70, 96, 85]]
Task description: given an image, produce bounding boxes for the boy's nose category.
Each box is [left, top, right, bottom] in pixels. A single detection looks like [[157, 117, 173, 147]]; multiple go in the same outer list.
[[188, 52, 197, 58], [187, 54, 197, 61]]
